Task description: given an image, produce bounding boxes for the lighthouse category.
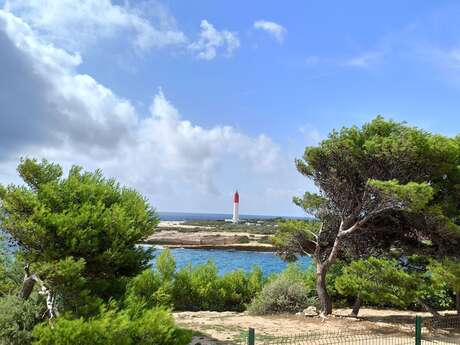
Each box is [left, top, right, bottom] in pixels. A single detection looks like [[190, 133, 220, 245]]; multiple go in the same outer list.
[[232, 190, 240, 223]]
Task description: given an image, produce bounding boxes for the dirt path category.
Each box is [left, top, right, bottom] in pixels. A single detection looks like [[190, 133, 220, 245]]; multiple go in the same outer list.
[[174, 309, 458, 344]]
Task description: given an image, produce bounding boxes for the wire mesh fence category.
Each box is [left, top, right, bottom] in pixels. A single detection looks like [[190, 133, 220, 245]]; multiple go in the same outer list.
[[253, 330, 414, 345], [224, 315, 460, 345], [422, 315, 460, 345]]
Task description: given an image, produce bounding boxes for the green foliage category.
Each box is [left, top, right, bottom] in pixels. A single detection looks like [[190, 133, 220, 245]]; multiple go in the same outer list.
[[293, 116, 460, 257], [0, 294, 44, 345], [428, 258, 460, 312], [125, 269, 162, 309], [125, 249, 265, 312], [429, 259, 460, 293], [125, 251, 178, 309], [172, 262, 264, 311], [368, 179, 434, 212], [272, 220, 320, 260], [32, 306, 192, 345], [248, 268, 316, 315], [403, 255, 454, 311], [0, 158, 159, 316], [335, 257, 416, 308], [292, 192, 326, 218], [156, 250, 176, 282], [285, 117, 460, 315], [0, 245, 23, 296]]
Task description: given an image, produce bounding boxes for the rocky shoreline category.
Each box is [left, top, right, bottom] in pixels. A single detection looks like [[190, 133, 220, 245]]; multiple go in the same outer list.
[[143, 229, 275, 252]]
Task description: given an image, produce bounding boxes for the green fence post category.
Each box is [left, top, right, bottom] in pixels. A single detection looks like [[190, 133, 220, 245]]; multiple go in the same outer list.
[[248, 328, 255, 345], [415, 315, 422, 345]]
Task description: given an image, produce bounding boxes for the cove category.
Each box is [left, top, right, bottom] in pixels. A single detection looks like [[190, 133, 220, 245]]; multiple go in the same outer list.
[[150, 247, 312, 276]]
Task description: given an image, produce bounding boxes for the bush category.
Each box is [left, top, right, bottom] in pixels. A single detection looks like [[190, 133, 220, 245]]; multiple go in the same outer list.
[[219, 267, 263, 311], [172, 262, 264, 312], [125, 269, 164, 308], [32, 306, 192, 345], [127, 249, 265, 312], [0, 294, 44, 345], [335, 257, 415, 312], [177, 261, 222, 310], [248, 273, 316, 315]]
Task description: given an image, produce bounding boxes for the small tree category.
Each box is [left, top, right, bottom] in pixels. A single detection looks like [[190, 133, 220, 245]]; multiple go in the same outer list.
[[275, 117, 460, 316], [335, 257, 415, 316], [0, 158, 158, 317], [429, 259, 460, 315]]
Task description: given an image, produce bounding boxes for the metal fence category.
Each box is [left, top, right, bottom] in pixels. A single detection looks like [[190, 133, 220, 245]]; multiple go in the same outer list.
[[421, 315, 460, 345], [235, 315, 460, 345]]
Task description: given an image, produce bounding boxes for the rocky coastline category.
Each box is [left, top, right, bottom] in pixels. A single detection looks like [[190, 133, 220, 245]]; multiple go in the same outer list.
[[143, 228, 275, 252]]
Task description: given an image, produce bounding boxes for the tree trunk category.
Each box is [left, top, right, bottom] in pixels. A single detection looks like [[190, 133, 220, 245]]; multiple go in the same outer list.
[[456, 291, 460, 316], [316, 263, 332, 316], [21, 266, 59, 321], [351, 295, 362, 317]]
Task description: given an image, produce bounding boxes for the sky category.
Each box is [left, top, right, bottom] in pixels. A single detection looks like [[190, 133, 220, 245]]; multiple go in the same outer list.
[[1, 1, 460, 217]]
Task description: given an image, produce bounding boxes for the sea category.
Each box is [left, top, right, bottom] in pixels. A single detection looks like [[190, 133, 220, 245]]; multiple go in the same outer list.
[[157, 211, 304, 221], [154, 212, 311, 275], [150, 247, 311, 276]]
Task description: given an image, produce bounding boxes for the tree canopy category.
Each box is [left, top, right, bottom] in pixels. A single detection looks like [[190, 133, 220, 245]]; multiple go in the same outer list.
[[335, 257, 415, 316], [0, 158, 158, 316], [275, 116, 460, 315]]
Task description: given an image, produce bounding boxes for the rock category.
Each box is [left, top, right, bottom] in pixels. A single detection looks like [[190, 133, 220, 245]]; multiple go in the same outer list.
[[303, 306, 318, 317]]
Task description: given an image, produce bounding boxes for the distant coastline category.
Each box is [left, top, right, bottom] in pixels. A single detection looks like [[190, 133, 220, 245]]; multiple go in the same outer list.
[[157, 211, 305, 221], [145, 215, 303, 251]]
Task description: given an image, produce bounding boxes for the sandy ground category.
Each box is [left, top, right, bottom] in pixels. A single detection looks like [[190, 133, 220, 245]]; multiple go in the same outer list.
[[174, 309, 460, 344]]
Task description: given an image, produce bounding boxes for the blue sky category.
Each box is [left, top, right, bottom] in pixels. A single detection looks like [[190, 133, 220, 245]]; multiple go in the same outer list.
[[1, 1, 460, 216]]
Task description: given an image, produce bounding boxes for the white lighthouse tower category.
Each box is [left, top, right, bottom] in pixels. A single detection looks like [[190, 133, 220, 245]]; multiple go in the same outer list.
[[232, 190, 240, 223]]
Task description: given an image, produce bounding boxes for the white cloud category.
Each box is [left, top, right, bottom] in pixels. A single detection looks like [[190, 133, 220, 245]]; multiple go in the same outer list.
[[344, 50, 386, 69], [0, 9, 292, 214], [253, 20, 286, 43], [3, 0, 186, 52], [189, 20, 240, 60], [4, 1, 243, 60]]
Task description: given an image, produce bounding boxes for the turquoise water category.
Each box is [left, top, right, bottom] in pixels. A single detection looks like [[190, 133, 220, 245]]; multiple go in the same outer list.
[[152, 213, 311, 275], [150, 247, 312, 276]]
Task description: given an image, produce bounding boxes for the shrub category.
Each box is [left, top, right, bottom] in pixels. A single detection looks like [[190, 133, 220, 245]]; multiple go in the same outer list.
[[173, 261, 222, 311], [236, 236, 250, 244], [172, 261, 264, 312], [335, 257, 415, 315], [248, 274, 316, 315], [219, 267, 264, 311], [0, 294, 44, 345], [32, 307, 192, 345], [406, 255, 455, 311], [125, 250, 179, 309], [125, 269, 164, 308], [126, 249, 264, 312]]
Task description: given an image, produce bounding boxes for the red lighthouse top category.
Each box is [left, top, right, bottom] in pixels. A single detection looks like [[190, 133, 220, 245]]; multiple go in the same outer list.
[[233, 191, 239, 203]]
